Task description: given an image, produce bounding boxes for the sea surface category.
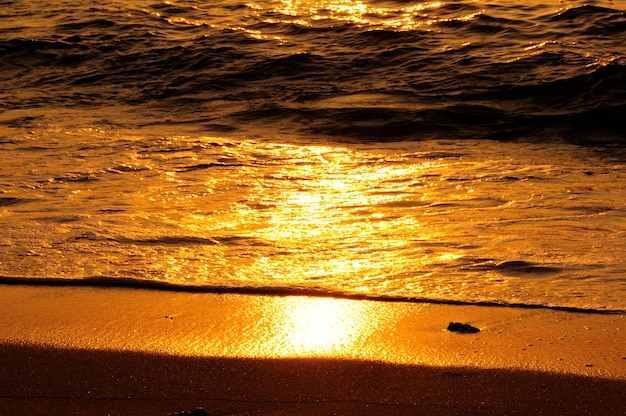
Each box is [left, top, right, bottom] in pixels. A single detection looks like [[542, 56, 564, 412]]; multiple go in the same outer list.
[[1, 0, 626, 313]]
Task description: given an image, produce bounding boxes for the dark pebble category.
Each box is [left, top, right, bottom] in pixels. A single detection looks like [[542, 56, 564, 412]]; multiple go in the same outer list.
[[447, 322, 480, 334]]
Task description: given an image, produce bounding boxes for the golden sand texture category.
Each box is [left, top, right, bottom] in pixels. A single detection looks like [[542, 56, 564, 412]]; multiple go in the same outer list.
[[1, 285, 625, 415], [2, 286, 625, 376]]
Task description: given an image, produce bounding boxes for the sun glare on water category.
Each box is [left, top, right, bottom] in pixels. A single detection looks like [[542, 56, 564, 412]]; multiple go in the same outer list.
[[250, 0, 447, 31]]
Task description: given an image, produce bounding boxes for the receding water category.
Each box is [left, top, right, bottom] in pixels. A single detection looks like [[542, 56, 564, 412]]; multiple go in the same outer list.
[[1, 130, 625, 312], [1, 0, 626, 312]]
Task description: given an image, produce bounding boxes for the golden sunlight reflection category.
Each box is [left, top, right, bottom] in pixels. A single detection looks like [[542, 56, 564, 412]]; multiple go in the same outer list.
[[156, 138, 468, 291], [251, 0, 450, 31], [267, 297, 380, 356]]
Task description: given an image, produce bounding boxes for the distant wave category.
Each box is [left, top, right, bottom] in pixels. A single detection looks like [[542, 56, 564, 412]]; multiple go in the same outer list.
[[0, 275, 623, 315], [1, 1, 625, 143]]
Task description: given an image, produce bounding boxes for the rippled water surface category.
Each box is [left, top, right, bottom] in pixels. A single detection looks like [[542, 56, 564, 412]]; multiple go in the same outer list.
[[1, 0, 626, 312], [1, 0, 625, 141], [2, 130, 625, 311]]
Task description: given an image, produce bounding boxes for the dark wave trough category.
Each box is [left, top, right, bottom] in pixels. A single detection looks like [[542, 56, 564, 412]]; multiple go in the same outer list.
[[1, 0, 625, 142]]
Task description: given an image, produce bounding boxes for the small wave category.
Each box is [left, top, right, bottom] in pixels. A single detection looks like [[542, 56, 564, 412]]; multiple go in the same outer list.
[[0, 275, 622, 315], [441, 13, 521, 35], [55, 18, 118, 32], [177, 162, 247, 172], [1, 0, 625, 144], [542, 5, 626, 37], [437, 1, 483, 14], [241, 53, 330, 81], [505, 58, 624, 104], [546, 5, 620, 23], [0, 197, 25, 207], [53, 173, 99, 183], [69, 233, 268, 247], [114, 236, 223, 246], [466, 260, 563, 276], [233, 104, 535, 141], [148, 2, 198, 15], [350, 29, 426, 47], [107, 165, 151, 174], [0, 39, 75, 67]]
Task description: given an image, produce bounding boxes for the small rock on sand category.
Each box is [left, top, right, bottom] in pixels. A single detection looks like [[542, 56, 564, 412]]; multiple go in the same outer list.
[[447, 322, 480, 334]]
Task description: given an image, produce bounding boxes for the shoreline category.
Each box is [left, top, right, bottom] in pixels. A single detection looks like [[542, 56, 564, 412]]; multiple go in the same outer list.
[[1, 276, 622, 316], [1, 285, 625, 414]]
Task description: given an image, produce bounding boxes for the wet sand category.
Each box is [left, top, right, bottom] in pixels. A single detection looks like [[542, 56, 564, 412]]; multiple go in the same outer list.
[[1, 285, 625, 415]]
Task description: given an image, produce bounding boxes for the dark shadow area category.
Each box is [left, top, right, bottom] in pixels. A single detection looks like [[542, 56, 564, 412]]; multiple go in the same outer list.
[[1, 343, 624, 415]]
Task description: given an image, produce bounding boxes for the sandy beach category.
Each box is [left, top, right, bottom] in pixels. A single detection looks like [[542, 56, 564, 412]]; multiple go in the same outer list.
[[3, 1, 626, 415], [1, 285, 625, 415]]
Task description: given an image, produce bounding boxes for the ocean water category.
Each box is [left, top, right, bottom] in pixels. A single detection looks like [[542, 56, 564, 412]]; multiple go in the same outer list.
[[1, 0, 626, 313]]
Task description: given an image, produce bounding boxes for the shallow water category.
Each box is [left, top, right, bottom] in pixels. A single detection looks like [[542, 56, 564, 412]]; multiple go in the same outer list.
[[2, 130, 625, 312], [1, 0, 626, 312]]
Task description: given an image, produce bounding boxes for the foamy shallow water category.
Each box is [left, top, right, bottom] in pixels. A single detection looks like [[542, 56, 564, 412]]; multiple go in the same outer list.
[[1, 128, 625, 312]]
